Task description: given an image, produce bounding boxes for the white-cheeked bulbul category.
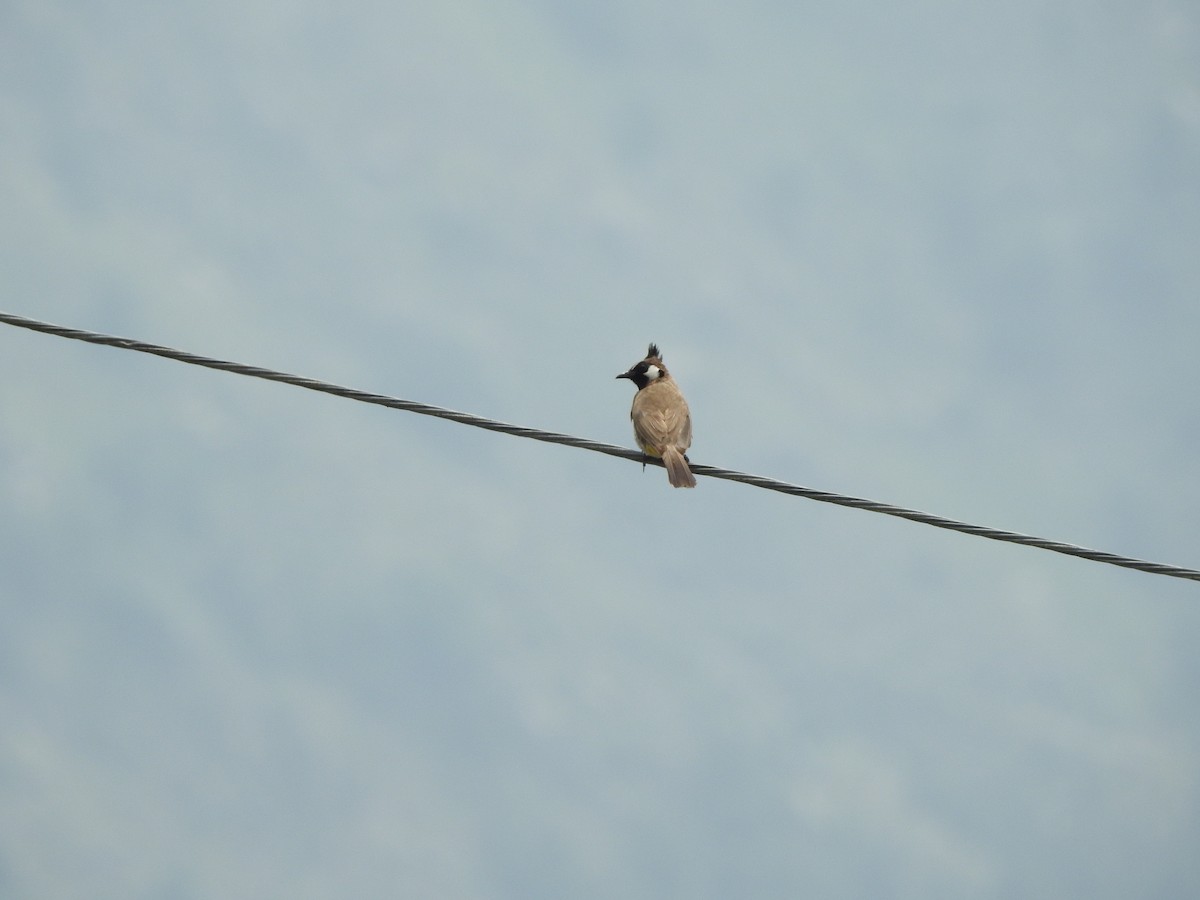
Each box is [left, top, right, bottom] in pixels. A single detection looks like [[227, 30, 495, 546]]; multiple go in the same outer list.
[[616, 343, 696, 488]]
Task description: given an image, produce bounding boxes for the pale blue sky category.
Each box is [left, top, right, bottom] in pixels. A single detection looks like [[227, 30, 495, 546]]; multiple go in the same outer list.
[[2, 2, 1199, 897]]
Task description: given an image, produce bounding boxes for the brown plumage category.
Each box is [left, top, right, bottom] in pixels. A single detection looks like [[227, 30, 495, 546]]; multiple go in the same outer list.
[[615, 343, 696, 488]]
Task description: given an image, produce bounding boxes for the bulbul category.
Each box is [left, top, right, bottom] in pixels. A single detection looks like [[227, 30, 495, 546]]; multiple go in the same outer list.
[[616, 343, 696, 488]]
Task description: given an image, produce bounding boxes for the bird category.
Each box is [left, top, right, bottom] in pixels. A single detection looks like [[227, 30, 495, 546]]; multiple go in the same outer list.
[[616, 343, 696, 488]]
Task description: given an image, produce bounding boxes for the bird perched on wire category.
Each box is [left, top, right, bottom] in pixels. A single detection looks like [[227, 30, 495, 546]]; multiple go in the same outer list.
[[616, 343, 696, 488]]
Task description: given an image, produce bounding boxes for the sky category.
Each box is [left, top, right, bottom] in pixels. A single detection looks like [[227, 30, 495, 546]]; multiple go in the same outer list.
[[2, 1, 1199, 897]]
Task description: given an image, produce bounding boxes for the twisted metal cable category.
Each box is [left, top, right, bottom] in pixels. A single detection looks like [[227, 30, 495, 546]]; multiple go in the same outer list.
[[3, 310, 1197, 583]]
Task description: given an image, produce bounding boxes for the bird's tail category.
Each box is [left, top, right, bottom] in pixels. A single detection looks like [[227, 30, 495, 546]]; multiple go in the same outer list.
[[662, 447, 696, 488]]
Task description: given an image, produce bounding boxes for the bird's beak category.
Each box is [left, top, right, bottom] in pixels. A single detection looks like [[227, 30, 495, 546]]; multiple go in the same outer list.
[[615, 371, 632, 380]]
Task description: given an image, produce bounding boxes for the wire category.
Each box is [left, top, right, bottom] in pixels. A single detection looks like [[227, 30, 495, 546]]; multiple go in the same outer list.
[[3, 310, 1197, 583]]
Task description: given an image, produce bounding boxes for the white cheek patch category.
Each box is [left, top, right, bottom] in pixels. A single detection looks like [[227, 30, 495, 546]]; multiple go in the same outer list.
[[643, 364, 661, 381]]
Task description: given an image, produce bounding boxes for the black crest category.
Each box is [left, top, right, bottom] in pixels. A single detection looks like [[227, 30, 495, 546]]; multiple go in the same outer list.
[[646, 343, 662, 360]]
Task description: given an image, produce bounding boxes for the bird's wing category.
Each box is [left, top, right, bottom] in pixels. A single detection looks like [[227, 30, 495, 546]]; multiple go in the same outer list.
[[632, 384, 691, 453]]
